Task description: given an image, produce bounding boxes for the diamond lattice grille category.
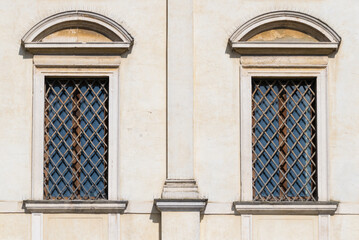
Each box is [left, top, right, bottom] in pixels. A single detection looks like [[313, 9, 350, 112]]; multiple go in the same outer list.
[[44, 78, 109, 200], [252, 78, 317, 201]]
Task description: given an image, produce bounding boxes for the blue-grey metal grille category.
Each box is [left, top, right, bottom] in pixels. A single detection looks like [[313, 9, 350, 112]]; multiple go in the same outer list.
[[252, 78, 317, 201], [44, 77, 109, 200]]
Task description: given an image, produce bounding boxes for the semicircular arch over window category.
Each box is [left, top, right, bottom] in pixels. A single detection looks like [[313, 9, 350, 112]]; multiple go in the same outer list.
[[22, 10, 134, 54], [229, 11, 341, 55]]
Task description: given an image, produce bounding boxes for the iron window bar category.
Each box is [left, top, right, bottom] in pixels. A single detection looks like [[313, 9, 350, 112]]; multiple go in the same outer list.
[[252, 78, 317, 201], [43, 77, 109, 200]]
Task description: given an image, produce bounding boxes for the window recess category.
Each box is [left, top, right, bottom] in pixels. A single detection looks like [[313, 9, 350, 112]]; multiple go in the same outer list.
[[22, 9, 132, 217], [44, 77, 109, 200], [252, 78, 317, 201], [229, 10, 341, 219]]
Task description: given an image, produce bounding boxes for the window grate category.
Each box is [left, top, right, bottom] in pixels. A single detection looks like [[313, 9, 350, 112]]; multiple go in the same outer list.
[[44, 78, 109, 200], [252, 78, 317, 201]]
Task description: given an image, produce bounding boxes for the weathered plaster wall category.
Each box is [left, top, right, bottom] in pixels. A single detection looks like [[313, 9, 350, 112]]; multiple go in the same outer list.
[[0, 214, 31, 240], [43, 214, 109, 240], [0, 0, 358, 239], [194, 0, 359, 205], [331, 215, 359, 239], [193, 0, 359, 238], [200, 215, 241, 240], [0, 0, 166, 238], [0, 0, 167, 203], [121, 214, 160, 240], [252, 215, 318, 240]]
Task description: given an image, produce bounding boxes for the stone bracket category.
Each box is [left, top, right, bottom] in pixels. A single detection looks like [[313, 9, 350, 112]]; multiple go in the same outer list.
[[155, 199, 208, 212]]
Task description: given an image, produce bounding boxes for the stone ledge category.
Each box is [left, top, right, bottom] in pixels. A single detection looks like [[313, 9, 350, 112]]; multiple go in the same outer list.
[[23, 200, 128, 213], [33, 55, 121, 68], [24, 42, 132, 54], [233, 201, 338, 215], [231, 42, 339, 55], [155, 199, 207, 212]]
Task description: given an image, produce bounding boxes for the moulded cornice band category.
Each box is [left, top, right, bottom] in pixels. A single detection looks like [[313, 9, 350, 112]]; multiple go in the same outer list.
[[23, 200, 128, 213], [231, 42, 339, 55], [24, 42, 132, 54]]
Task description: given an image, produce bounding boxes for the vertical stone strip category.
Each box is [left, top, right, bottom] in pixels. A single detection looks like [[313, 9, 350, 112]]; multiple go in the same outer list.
[[32, 213, 43, 240], [167, 0, 194, 180], [319, 214, 330, 240], [157, 1, 206, 240], [108, 214, 121, 240], [241, 214, 252, 240]]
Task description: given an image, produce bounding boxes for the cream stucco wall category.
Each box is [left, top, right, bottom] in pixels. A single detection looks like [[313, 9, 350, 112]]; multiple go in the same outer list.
[[0, 214, 31, 240], [0, 0, 358, 239]]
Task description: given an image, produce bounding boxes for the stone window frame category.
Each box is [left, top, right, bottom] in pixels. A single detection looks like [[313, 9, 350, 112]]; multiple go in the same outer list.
[[239, 64, 328, 204], [228, 11, 341, 216], [21, 10, 133, 214], [29, 63, 123, 207], [228, 10, 342, 240]]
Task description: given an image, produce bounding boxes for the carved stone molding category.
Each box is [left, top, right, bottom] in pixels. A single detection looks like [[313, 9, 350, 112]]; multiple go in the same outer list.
[[155, 199, 207, 212], [22, 10, 133, 54], [23, 200, 128, 213], [233, 201, 338, 215], [229, 11, 341, 55], [157, 180, 207, 212], [161, 179, 201, 199]]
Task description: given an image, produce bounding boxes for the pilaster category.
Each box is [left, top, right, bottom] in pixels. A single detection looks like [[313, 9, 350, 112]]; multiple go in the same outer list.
[[167, 0, 194, 180], [159, 0, 206, 239]]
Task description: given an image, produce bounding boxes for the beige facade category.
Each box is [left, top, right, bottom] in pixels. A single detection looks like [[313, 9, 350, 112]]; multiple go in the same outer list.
[[0, 0, 358, 239]]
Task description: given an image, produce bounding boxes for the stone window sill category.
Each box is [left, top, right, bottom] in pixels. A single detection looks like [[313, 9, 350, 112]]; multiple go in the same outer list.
[[233, 201, 338, 215], [23, 200, 128, 214]]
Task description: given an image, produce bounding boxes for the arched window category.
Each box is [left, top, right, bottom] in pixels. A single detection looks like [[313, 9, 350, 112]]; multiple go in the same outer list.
[[230, 10, 340, 214], [23, 10, 133, 213]]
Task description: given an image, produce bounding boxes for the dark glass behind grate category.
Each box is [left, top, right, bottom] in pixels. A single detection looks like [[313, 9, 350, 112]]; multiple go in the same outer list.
[[252, 78, 317, 201], [44, 78, 109, 200]]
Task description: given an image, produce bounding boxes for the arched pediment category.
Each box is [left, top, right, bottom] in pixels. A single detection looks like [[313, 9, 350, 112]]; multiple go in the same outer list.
[[22, 10, 134, 54], [229, 11, 341, 55]]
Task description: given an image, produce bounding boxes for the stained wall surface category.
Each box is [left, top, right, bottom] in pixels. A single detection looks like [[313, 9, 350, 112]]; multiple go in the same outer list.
[[0, 0, 358, 239]]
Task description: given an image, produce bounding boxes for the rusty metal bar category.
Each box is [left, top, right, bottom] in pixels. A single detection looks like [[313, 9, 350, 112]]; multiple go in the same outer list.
[[252, 78, 317, 201], [44, 77, 109, 200]]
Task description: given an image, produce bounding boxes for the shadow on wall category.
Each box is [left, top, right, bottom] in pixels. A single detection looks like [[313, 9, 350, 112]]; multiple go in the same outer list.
[[225, 42, 241, 59], [149, 204, 161, 240], [18, 43, 133, 59], [18, 45, 33, 59]]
